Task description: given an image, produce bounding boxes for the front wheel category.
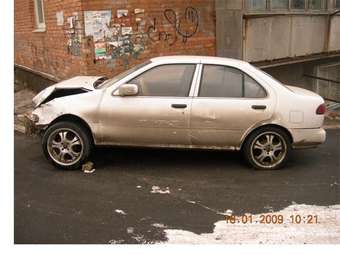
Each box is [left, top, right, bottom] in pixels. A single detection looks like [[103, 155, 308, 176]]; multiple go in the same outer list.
[[243, 127, 291, 170], [42, 121, 92, 170]]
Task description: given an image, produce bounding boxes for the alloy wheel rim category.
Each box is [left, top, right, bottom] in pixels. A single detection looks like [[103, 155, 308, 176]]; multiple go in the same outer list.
[[250, 131, 287, 168], [47, 128, 84, 166]]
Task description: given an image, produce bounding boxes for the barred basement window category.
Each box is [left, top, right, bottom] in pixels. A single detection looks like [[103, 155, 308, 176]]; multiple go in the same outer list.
[[34, 0, 45, 31], [271, 0, 289, 9], [247, 0, 267, 10], [291, 0, 306, 9], [309, 0, 324, 9], [336, 0, 340, 8]]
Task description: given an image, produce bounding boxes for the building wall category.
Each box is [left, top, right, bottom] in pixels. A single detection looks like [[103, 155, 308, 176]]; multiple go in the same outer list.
[[244, 14, 340, 62], [14, 0, 86, 80], [329, 16, 340, 51], [216, 0, 340, 63], [264, 56, 340, 101], [14, 0, 216, 80]]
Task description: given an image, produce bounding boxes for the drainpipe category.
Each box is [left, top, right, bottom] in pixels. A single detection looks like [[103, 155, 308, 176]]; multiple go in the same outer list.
[[324, 9, 340, 52]]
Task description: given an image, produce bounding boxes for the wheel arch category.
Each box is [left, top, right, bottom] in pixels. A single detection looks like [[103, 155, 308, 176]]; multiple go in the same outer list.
[[48, 114, 95, 145], [240, 124, 293, 150]]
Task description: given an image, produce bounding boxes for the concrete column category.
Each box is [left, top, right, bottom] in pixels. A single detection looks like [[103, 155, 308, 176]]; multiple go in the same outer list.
[[215, 0, 244, 59]]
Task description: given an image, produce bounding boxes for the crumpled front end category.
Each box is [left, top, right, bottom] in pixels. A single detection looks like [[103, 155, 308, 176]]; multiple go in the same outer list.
[[23, 103, 62, 136]]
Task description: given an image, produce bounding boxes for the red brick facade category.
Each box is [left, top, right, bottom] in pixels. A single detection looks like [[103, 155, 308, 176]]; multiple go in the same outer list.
[[14, 0, 216, 80]]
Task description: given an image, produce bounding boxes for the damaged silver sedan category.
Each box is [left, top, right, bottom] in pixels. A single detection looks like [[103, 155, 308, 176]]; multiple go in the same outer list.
[[27, 56, 326, 170]]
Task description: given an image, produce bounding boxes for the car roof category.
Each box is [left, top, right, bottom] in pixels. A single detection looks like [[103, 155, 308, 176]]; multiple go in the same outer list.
[[150, 55, 251, 69]]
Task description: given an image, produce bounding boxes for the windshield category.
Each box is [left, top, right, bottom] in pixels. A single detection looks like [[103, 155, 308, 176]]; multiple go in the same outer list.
[[96, 60, 152, 89]]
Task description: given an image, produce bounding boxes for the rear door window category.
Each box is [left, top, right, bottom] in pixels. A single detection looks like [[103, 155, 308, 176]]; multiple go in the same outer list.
[[199, 65, 266, 98]]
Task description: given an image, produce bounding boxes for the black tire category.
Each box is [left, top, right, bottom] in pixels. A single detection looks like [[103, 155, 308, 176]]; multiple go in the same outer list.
[[42, 121, 92, 170], [242, 126, 291, 170]]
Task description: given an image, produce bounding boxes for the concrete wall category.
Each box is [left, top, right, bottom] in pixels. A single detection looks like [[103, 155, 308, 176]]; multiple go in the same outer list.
[[329, 16, 340, 52], [244, 15, 336, 62], [215, 0, 243, 59], [316, 62, 340, 101], [264, 56, 340, 101], [215, 0, 340, 63]]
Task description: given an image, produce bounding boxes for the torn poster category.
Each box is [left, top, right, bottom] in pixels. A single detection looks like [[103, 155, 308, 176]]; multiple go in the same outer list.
[[117, 9, 128, 18], [121, 27, 133, 35], [84, 10, 112, 41], [56, 11, 64, 26], [94, 42, 108, 60], [134, 9, 145, 14]]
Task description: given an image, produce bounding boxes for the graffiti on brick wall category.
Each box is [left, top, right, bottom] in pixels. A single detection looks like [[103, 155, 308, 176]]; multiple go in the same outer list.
[[147, 7, 199, 46], [84, 7, 199, 66]]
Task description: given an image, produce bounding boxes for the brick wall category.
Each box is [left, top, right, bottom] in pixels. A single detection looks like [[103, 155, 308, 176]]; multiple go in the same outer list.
[[15, 0, 87, 80], [14, 0, 216, 81]]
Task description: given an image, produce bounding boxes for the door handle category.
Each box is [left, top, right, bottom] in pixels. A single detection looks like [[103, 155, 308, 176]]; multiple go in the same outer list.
[[252, 105, 267, 110], [171, 104, 187, 109]]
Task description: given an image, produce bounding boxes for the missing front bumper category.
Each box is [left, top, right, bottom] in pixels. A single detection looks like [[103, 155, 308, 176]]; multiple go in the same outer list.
[[23, 114, 45, 136]]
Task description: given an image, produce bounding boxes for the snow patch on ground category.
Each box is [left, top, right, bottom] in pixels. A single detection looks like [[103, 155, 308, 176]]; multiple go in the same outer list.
[[150, 186, 170, 194], [114, 209, 127, 215], [162, 204, 340, 244]]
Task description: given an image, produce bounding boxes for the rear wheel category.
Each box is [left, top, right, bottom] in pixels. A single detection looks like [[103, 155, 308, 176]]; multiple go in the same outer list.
[[42, 121, 92, 170], [243, 127, 291, 170]]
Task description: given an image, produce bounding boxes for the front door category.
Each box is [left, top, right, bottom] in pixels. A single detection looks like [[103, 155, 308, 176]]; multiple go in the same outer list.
[[98, 64, 197, 147]]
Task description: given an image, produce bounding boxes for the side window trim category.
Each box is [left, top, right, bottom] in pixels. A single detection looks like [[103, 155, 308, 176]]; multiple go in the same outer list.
[[125, 63, 199, 98], [196, 64, 268, 99], [191, 63, 203, 97]]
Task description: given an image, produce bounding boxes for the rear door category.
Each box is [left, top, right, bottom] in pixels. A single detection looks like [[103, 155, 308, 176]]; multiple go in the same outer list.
[[190, 64, 275, 149]]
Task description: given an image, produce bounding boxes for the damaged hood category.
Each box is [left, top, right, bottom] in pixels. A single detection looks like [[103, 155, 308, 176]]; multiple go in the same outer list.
[[33, 76, 107, 108]]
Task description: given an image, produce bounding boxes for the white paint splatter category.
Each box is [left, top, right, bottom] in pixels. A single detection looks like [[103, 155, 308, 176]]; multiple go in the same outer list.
[[150, 186, 170, 194], [108, 239, 125, 244], [264, 205, 274, 212], [152, 223, 167, 228], [114, 209, 127, 215], [83, 168, 95, 174], [127, 227, 134, 234], [161, 204, 340, 244], [330, 181, 339, 187], [220, 209, 233, 216], [187, 200, 196, 204], [136, 185, 142, 189]]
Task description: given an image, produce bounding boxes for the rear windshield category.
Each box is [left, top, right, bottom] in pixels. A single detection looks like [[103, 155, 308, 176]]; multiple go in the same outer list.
[[252, 65, 293, 92]]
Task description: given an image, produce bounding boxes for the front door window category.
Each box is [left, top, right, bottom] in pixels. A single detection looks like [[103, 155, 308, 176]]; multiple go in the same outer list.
[[129, 64, 196, 97]]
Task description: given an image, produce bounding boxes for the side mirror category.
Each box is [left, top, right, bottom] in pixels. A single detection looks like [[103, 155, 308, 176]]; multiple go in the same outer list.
[[118, 84, 139, 96]]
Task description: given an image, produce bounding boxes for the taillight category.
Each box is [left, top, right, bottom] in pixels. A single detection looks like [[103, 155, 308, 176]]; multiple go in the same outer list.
[[316, 103, 326, 115]]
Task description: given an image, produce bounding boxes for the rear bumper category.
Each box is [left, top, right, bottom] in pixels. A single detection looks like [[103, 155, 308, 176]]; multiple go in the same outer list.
[[290, 128, 326, 149]]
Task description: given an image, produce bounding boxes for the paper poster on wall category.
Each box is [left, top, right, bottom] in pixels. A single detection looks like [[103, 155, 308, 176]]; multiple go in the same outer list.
[[117, 9, 128, 18], [84, 10, 112, 59], [56, 11, 64, 26], [94, 42, 108, 60], [84, 10, 112, 41]]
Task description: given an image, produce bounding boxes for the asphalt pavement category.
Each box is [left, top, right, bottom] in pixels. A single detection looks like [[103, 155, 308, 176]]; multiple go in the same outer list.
[[14, 130, 340, 244]]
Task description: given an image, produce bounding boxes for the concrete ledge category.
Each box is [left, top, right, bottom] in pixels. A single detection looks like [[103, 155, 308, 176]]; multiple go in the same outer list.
[[14, 65, 57, 93]]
